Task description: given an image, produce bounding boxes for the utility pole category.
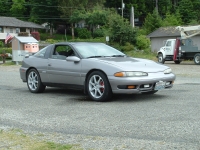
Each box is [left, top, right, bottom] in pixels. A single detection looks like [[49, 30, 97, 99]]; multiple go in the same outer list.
[[119, 0, 125, 18], [130, 6, 134, 28], [155, 0, 158, 12], [122, 0, 123, 18]]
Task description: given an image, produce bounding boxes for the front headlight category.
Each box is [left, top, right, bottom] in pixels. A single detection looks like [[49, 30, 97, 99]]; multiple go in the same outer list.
[[164, 68, 172, 74], [114, 71, 148, 77]]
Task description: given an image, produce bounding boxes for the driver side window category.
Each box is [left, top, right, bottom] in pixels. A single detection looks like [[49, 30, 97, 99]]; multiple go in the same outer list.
[[52, 45, 75, 60]]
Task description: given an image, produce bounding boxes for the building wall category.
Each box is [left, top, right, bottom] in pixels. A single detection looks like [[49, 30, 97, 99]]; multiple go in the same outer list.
[[150, 35, 200, 52], [12, 38, 24, 50], [0, 33, 16, 40], [0, 27, 31, 40]]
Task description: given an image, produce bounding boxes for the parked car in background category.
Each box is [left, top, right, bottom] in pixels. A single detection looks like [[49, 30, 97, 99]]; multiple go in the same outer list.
[[20, 42, 176, 102]]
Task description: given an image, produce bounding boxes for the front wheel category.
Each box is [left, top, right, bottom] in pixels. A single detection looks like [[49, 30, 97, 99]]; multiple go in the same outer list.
[[194, 53, 200, 65], [87, 71, 112, 102], [27, 69, 46, 93], [158, 53, 165, 64]]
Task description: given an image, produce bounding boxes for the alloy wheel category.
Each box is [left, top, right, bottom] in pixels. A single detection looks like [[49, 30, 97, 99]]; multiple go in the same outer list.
[[28, 71, 39, 91], [89, 75, 105, 99]]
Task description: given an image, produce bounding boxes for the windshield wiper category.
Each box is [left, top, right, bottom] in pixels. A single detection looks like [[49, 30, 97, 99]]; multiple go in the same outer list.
[[87, 56, 104, 58], [110, 55, 126, 57]]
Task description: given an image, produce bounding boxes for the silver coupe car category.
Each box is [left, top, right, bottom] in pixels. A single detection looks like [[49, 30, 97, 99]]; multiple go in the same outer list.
[[20, 42, 176, 102]]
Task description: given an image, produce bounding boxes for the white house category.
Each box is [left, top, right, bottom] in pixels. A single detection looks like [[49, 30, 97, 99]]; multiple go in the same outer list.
[[0, 16, 44, 41]]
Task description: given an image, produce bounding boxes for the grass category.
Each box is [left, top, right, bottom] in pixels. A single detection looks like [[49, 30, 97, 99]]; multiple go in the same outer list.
[[1, 61, 21, 66], [40, 33, 72, 41], [125, 50, 157, 61], [0, 129, 80, 150]]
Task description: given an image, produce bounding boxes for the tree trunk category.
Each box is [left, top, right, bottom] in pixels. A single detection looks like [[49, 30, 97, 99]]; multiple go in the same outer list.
[[71, 23, 74, 39], [3, 50, 6, 64], [50, 22, 53, 36]]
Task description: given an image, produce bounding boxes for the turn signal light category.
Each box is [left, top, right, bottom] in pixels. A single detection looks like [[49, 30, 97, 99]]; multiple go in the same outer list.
[[114, 72, 124, 77], [127, 85, 135, 89]]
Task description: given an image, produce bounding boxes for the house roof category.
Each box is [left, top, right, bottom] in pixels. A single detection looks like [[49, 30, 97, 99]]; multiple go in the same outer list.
[[0, 16, 44, 29], [14, 36, 38, 43], [148, 26, 200, 38], [147, 27, 180, 38]]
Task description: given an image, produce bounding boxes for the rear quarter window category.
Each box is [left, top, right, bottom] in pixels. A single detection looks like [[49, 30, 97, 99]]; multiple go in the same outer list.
[[34, 47, 48, 58]]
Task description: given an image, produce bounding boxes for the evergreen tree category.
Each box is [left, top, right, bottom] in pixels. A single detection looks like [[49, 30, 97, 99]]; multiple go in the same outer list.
[[143, 9, 162, 34], [178, 0, 197, 24], [0, 0, 13, 16], [29, 0, 61, 35], [162, 11, 182, 27], [10, 0, 26, 19]]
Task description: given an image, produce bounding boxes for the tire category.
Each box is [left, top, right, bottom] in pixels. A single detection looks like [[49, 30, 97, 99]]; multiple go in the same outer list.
[[141, 91, 158, 95], [158, 53, 165, 64], [27, 69, 46, 93], [194, 53, 200, 65], [87, 71, 112, 102], [174, 60, 181, 64]]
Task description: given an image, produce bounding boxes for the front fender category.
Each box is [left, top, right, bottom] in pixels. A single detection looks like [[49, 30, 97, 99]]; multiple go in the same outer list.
[[157, 47, 166, 59]]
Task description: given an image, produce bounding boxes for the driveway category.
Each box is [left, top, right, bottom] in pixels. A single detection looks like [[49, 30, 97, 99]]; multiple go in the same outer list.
[[0, 61, 200, 150]]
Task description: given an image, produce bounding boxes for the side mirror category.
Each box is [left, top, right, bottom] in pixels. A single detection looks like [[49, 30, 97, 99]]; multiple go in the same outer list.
[[25, 53, 30, 58], [66, 56, 80, 62]]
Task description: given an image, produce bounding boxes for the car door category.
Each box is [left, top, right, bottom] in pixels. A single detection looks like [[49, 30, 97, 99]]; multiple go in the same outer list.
[[47, 44, 82, 85], [165, 40, 173, 55]]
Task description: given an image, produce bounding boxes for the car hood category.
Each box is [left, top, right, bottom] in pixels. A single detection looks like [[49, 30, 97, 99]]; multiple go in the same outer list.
[[96, 57, 168, 72]]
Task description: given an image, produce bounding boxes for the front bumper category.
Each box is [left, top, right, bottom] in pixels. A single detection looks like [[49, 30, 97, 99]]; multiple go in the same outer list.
[[108, 73, 176, 94]]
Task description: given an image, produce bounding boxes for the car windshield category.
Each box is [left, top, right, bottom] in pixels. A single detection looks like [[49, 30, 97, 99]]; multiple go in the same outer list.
[[73, 43, 126, 58]]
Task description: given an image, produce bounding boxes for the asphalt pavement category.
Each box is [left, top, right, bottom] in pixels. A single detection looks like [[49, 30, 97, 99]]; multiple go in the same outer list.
[[0, 62, 200, 150]]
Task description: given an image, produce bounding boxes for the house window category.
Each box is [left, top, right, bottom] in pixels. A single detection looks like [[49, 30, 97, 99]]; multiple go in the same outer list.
[[16, 28, 20, 33], [10, 28, 13, 33], [0, 27, 3, 33], [20, 28, 26, 32]]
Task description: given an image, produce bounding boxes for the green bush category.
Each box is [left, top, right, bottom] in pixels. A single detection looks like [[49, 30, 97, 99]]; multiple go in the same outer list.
[[45, 39, 60, 44], [136, 35, 150, 50], [40, 33, 71, 41], [18, 32, 29, 36], [40, 33, 47, 41], [0, 41, 4, 47], [69, 37, 106, 43], [76, 28, 91, 39], [93, 28, 105, 38], [0, 47, 12, 54], [121, 42, 135, 52], [108, 13, 137, 45]]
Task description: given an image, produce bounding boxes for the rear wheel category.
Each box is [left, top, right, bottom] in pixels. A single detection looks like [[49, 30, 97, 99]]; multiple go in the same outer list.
[[174, 60, 181, 64], [27, 69, 46, 93], [158, 53, 165, 64], [87, 71, 112, 102], [194, 53, 200, 65]]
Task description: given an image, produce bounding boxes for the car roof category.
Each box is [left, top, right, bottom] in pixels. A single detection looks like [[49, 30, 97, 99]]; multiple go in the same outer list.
[[54, 42, 105, 46]]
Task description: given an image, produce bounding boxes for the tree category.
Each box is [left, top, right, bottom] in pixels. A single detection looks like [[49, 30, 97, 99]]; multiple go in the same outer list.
[[0, 0, 13, 16], [162, 11, 182, 26], [85, 6, 109, 34], [108, 12, 136, 45], [191, 0, 200, 22], [178, 0, 197, 24], [59, 0, 106, 39], [10, 0, 26, 18], [142, 9, 162, 35], [29, 0, 61, 35]]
